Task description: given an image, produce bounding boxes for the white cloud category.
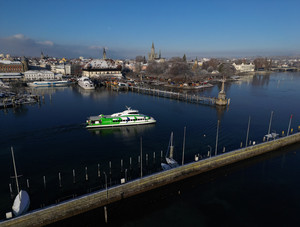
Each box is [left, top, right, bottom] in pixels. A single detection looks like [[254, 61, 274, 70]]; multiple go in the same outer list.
[[38, 40, 54, 46], [88, 45, 103, 50], [12, 34, 26, 39]]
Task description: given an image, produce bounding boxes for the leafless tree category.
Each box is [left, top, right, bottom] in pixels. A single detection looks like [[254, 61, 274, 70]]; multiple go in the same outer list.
[[136, 56, 144, 63]]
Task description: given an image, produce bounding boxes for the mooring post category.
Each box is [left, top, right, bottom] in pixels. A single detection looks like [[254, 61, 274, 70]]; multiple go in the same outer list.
[[240, 142, 243, 147], [109, 161, 112, 175], [43, 176, 46, 189], [27, 179, 30, 189], [58, 172, 62, 188], [97, 164, 100, 177], [85, 167, 88, 181], [129, 157, 132, 168], [104, 206, 108, 224], [73, 169, 76, 184]]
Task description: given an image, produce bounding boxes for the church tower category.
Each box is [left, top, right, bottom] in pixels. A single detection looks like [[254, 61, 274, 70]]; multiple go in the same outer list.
[[41, 51, 44, 59], [103, 48, 107, 60], [148, 42, 157, 61]]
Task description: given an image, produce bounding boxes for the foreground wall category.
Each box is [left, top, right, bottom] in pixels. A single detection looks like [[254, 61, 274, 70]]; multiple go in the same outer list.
[[1, 132, 300, 227]]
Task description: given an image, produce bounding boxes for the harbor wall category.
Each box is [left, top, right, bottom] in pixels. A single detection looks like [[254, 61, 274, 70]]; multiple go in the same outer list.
[[1, 132, 300, 227]]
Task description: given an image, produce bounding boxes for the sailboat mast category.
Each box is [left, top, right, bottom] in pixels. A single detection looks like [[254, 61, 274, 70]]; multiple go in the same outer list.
[[170, 132, 174, 159], [268, 111, 273, 135], [11, 146, 20, 194]]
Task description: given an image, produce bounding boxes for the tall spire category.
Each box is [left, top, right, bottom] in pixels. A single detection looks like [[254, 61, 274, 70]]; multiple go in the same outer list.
[[103, 48, 107, 59]]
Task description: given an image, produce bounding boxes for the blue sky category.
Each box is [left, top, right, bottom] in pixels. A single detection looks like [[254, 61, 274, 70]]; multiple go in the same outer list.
[[0, 0, 300, 58]]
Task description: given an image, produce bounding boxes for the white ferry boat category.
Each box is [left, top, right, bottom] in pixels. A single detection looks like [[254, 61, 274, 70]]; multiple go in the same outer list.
[[27, 80, 72, 87], [86, 107, 156, 128], [78, 77, 95, 90]]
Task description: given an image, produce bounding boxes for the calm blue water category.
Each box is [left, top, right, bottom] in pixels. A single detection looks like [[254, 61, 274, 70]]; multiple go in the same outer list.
[[1, 72, 300, 225]]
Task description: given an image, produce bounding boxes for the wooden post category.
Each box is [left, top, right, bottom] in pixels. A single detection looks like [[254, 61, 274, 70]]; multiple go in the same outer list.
[[85, 167, 88, 181], [97, 164, 100, 177], [73, 169, 76, 184], [43, 176, 46, 189], [104, 206, 108, 223], [58, 172, 62, 188]]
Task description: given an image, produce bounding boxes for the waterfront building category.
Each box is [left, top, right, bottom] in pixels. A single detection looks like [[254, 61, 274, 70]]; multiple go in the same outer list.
[[82, 49, 122, 78], [0, 60, 23, 73], [232, 62, 255, 72], [24, 70, 57, 81]]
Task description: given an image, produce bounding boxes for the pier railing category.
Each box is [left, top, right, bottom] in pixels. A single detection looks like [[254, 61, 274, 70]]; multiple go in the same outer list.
[[113, 86, 225, 106]]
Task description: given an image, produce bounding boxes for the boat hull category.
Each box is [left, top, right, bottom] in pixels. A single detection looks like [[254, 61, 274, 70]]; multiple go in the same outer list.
[[86, 119, 156, 128], [12, 190, 30, 216]]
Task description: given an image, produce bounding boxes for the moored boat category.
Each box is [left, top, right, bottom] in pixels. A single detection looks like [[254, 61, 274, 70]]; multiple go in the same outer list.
[[27, 80, 72, 87], [86, 107, 156, 128], [78, 77, 95, 90], [10, 147, 30, 217]]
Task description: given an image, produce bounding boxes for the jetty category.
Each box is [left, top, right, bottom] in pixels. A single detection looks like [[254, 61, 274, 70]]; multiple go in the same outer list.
[[1, 131, 300, 227], [113, 81, 229, 106]]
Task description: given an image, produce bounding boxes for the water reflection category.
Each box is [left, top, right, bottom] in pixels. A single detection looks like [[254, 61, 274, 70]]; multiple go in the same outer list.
[[73, 87, 116, 99], [87, 124, 156, 138], [252, 74, 270, 87], [26, 86, 71, 95]]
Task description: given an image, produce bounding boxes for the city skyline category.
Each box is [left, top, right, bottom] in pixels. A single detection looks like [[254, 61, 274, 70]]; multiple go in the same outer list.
[[0, 0, 300, 59]]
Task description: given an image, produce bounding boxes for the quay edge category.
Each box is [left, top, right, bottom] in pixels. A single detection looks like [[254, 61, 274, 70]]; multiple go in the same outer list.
[[1, 132, 300, 227]]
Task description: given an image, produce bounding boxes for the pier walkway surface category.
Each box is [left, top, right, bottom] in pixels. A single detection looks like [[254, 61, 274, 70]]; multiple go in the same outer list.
[[1, 132, 300, 226], [115, 86, 230, 106]]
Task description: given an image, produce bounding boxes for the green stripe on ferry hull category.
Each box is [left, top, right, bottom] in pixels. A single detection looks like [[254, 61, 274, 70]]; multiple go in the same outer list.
[[86, 115, 154, 128]]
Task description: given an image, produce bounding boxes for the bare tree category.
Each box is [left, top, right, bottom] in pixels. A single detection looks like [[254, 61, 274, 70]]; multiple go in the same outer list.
[[136, 56, 144, 63], [202, 58, 220, 70], [218, 63, 236, 76]]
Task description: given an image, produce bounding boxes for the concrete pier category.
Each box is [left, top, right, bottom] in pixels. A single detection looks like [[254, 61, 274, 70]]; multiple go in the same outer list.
[[1, 132, 300, 227]]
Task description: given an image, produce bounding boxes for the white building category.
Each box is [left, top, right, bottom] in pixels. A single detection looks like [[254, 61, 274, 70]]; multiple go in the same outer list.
[[232, 63, 255, 72], [82, 59, 122, 78], [24, 70, 56, 81]]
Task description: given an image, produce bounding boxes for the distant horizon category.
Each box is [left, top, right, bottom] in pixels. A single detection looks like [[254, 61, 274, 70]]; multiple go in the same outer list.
[[1, 0, 300, 59]]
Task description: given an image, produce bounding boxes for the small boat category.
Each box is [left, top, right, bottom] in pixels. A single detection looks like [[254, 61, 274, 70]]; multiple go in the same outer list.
[[86, 106, 156, 128], [161, 132, 179, 169], [77, 77, 95, 90], [10, 147, 30, 216], [264, 132, 279, 140], [27, 80, 72, 87]]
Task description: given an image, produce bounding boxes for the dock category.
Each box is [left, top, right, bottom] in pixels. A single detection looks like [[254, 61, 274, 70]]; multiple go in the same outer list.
[[114, 85, 230, 106], [1, 131, 300, 227]]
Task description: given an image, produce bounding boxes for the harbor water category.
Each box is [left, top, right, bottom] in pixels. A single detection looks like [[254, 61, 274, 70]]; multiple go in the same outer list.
[[0, 72, 300, 226]]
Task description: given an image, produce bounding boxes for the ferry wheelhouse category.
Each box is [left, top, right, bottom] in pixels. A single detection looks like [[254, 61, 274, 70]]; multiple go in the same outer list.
[[86, 107, 156, 128]]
